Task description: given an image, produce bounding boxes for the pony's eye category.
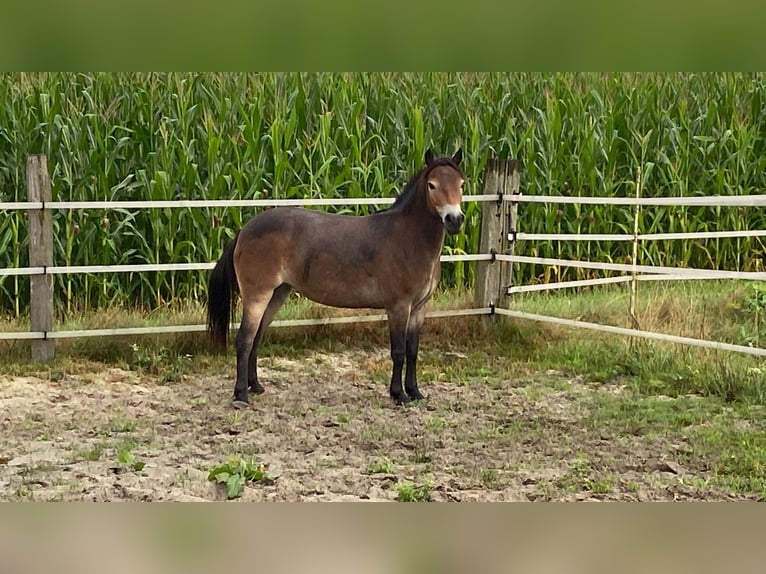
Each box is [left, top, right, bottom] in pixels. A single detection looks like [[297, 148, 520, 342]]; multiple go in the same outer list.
[[427, 181, 437, 191]]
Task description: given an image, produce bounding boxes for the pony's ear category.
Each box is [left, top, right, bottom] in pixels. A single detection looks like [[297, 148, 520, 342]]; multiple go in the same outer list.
[[425, 149, 435, 166], [452, 148, 463, 166]]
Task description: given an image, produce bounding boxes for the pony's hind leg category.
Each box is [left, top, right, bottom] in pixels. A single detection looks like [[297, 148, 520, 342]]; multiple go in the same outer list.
[[233, 297, 271, 408], [248, 284, 293, 394]]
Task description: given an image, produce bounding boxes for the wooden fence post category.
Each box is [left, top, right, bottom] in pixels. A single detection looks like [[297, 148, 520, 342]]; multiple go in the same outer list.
[[27, 154, 54, 362], [474, 159, 507, 312]]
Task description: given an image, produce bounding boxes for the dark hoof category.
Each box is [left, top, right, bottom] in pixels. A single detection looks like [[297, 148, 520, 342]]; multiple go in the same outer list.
[[249, 382, 265, 395], [232, 399, 250, 410], [407, 390, 425, 401], [390, 393, 411, 406]]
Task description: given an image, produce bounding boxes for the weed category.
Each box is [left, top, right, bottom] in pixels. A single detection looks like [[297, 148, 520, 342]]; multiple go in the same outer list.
[[129, 343, 192, 381], [107, 415, 138, 434], [116, 449, 146, 473], [208, 456, 278, 500], [336, 413, 350, 424], [77, 442, 107, 462], [556, 453, 614, 495], [410, 450, 433, 464], [479, 468, 502, 489], [363, 459, 395, 475], [425, 416, 448, 431], [394, 480, 432, 502]]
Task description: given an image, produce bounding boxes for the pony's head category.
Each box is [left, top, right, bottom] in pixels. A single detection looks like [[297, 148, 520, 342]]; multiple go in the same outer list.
[[423, 148, 464, 235]]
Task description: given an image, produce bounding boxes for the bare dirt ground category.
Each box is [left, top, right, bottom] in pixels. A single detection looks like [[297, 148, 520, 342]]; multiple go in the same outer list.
[[0, 348, 755, 501]]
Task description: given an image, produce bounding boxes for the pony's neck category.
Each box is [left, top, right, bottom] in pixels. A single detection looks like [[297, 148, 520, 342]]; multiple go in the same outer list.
[[401, 180, 446, 250]]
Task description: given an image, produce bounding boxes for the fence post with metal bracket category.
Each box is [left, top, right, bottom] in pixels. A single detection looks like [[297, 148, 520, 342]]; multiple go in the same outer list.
[[474, 158, 518, 314], [27, 154, 55, 362]]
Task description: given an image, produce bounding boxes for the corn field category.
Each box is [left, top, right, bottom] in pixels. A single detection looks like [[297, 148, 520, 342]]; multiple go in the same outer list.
[[1, 72, 766, 316]]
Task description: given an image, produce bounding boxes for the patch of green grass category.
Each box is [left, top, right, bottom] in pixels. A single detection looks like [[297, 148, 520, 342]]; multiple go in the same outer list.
[[226, 411, 245, 425], [522, 385, 548, 402], [479, 468, 503, 489], [622, 479, 641, 493], [555, 453, 614, 495], [113, 437, 140, 454], [586, 391, 724, 437], [425, 416, 448, 431], [77, 441, 107, 462], [689, 423, 766, 497], [410, 449, 433, 464], [359, 423, 403, 443], [476, 419, 534, 441], [14, 486, 32, 499], [25, 412, 44, 425], [130, 343, 192, 382], [363, 459, 396, 475], [176, 469, 191, 488], [394, 480, 432, 502], [107, 415, 138, 434], [509, 281, 766, 404], [30, 462, 57, 473]]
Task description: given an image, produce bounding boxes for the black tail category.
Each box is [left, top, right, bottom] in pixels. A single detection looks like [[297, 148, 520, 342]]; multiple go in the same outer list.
[[207, 232, 240, 351]]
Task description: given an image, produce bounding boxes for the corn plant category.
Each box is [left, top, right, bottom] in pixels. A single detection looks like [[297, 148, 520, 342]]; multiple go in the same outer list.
[[1, 72, 765, 315]]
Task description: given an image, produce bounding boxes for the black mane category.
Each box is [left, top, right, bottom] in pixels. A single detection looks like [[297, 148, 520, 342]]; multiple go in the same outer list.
[[382, 156, 461, 214]]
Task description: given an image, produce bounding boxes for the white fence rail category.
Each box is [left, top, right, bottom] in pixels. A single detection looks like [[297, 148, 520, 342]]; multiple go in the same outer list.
[[0, 194, 500, 212], [498, 254, 766, 281], [0, 307, 495, 341], [517, 229, 766, 242], [496, 308, 766, 358], [0, 254, 496, 278], [512, 193, 766, 206]]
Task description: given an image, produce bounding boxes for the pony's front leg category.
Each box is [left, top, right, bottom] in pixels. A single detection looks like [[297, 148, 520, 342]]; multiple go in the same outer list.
[[404, 305, 427, 401], [386, 305, 411, 405]]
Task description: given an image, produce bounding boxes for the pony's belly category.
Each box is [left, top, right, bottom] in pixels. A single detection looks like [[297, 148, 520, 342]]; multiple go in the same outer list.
[[295, 282, 387, 310]]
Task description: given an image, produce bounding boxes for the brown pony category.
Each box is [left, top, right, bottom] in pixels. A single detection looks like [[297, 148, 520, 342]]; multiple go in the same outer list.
[[207, 149, 465, 408]]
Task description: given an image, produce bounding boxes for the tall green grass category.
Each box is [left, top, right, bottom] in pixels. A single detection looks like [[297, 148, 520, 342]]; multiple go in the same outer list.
[[1, 73, 765, 316]]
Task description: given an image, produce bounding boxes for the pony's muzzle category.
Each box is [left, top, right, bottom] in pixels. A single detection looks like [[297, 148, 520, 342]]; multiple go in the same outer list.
[[443, 210, 464, 235]]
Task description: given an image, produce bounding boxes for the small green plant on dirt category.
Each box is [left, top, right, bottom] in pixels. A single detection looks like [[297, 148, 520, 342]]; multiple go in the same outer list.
[[130, 343, 167, 370], [77, 441, 107, 462], [117, 448, 146, 472], [363, 459, 395, 475], [410, 449, 433, 464], [129, 343, 192, 381], [480, 468, 502, 489], [208, 456, 278, 500], [556, 453, 614, 495], [394, 480, 432, 502], [107, 415, 138, 434], [741, 283, 766, 348]]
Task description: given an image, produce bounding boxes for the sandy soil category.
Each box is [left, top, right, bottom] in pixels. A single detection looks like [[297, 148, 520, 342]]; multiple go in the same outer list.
[[0, 348, 751, 501]]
